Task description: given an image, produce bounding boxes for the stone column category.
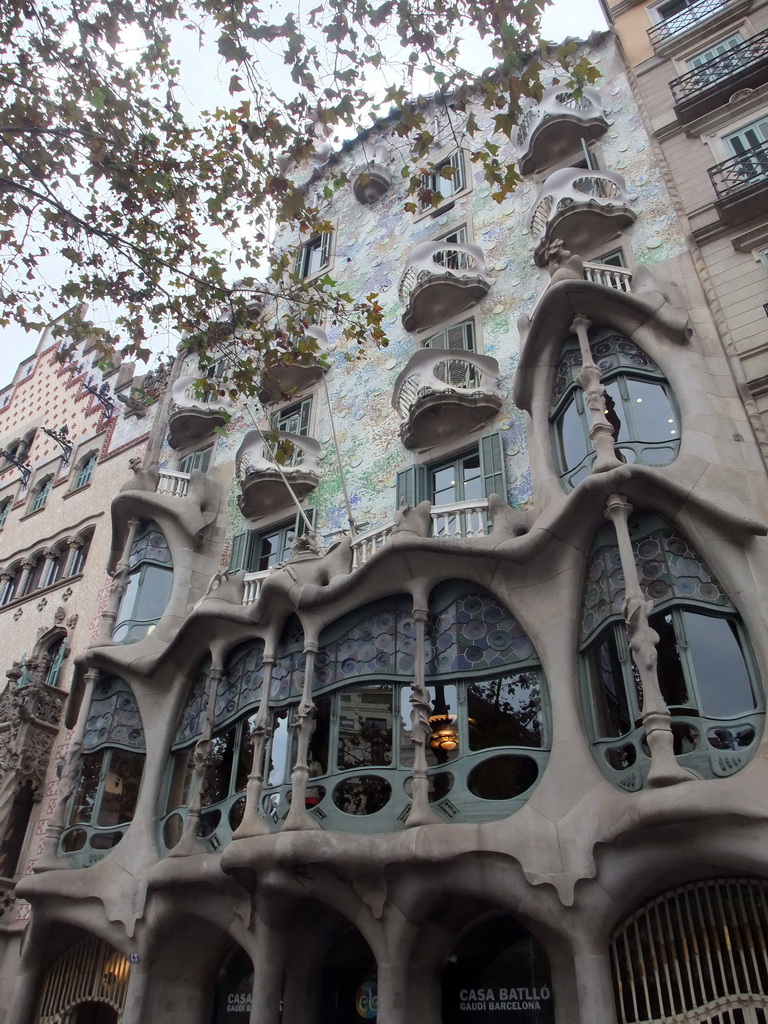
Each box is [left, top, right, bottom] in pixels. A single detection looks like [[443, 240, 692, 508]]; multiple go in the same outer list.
[[572, 938, 618, 1024], [571, 315, 622, 474], [604, 494, 691, 787], [0, 569, 14, 605], [63, 536, 84, 577], [40, 547, 58, 588], [249, 917, 285, 1024], [16, 558, 35, 598], [283, 645, 321, 832], [120, 960, 150, 1024], [100, 516, 141, 642], [3, 963, 40, 1024], [406, 607, 440, 827], [33, 667, 100, 871], [170, 665, 224, 856], [233, 657, 276, 839], [376, 960, 410, 1024]]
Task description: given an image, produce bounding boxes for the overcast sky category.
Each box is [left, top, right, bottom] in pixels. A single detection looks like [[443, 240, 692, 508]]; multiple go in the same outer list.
[[0, 0, 608, 390]]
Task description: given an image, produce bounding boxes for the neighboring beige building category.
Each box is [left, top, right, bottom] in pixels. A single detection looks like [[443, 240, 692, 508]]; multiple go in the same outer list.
[[600, 0, 768, 460], [2, 26, 768, 1024], [0, 318, 168, 1017]]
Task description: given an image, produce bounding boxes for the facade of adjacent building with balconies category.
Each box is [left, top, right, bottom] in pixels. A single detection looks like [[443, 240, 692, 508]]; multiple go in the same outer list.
[[601, 0, 768, 463], [2, 27, 768, 1024]]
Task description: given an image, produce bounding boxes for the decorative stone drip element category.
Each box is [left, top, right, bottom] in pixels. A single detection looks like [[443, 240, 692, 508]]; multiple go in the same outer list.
[[571, 316, 623, 475], [406, 608, 441, 827], [604, 495, 692, 788], [232, 659, 276, 839], [34, 668, 100, 871], [99, 517, 141, 643], [170, 668, 224, 856], [282, 647, 322, 832]]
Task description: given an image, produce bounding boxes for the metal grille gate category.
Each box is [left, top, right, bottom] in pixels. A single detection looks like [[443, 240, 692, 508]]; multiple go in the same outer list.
[[37, 936, 130, 1023], [611, 879, 768, 1024]]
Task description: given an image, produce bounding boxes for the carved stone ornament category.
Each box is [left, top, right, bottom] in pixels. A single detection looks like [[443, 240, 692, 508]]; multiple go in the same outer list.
[[12, 609, 22, 622], [36, 598, 48, 612], [61, 587, 73, 602], [53, 606, 66, 624], [66, 614, 78, 629]]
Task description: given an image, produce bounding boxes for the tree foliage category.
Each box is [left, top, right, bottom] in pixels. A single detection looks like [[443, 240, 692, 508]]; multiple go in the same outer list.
[[0, 0, 597, 395]]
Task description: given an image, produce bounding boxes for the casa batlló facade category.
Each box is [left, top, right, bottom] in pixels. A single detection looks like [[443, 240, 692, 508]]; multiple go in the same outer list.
[[1, 23, 768, 1024]]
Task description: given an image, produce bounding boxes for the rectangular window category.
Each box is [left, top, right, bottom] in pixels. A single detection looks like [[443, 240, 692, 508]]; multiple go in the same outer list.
[[595, 249, 626, 268], [276, 398, 312, 436], [724, 117, 768, 186], [433, 225, 471, 271], [725, 116, 768, 155], [395, 432, 507, 533], [73, 453, 96, 490], [687, 33, 742, 69], [425, 318, 479, 388], [295, 233, 332, 279], [421, 151, 466, 209], [229, 509, 315, 573], [179, 446, 213, 475], [0, 500, 9, 528], [31, 477, 52, 512]]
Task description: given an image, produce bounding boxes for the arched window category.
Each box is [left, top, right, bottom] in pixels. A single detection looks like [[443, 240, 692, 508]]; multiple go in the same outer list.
[[43, 545, 69, 588], [68, 529, 93, 577], [611, 879, 768, 1024], [550, 329, 680, 489], [0, 564, 19, 606], [44, 636, 67, 689], [160, 646, 267, 853], [22, 552, 46, 596], [30, 474, 53, 512], [112, 521, 173, 644], [60, 677, 145, 863], [72, 451, 97, 490], [581, 514, 762, 789]]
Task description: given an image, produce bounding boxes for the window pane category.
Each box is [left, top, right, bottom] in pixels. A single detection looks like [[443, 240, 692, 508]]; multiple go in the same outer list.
[[683, 612, 754, 718], [166, 747, 195, 812], [604, 381, 630, 442], [651, 611, 691, 708], [202, 728, 236, 805], [305, 239, 325, 276], [461, 453, 482, 500], [71, 752, 104, 825], [235, 714, 258, 793], [557, 399, 586, 471], [133, 565, 173, 621], [96, 750, 143, 827], [627, 380, 676, 442], [432, 464, 457, 505], [400, 683, 459, 767], [259, 528, 287, 570], [267, 709, 290, 786], [310, 695, 331, 775], [588, 631, 633, 737], [337, 684, 394, 768], [467, 673, 543, 750]]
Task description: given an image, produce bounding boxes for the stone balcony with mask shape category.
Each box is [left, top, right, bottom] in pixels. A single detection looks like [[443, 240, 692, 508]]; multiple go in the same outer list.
[[350, 145, 393, 204], [167, 374, 235, 450], [236, 429, 324, 519], [515, 86, 608, 176], [392, 348, 503, 450], [258, 326, 331, 404], [399, 241, 493, 333], [527, 168, 636, 267]]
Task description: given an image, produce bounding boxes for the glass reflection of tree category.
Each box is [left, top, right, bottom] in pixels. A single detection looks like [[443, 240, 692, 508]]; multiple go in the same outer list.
[[467, 673, 543, 750]]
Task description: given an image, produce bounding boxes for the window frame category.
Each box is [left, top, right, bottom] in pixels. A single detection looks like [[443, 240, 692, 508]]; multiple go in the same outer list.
[[294, 231, 333, 281], [30, 474, 53, 513], [229, 508, 316, 574], [72, 451, 97, 490], [178, 445, 213, 475], [416, 149, 470, 217]]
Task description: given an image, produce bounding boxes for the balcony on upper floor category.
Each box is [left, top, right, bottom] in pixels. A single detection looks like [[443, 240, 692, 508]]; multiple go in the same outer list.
[[258, 326, 330, 404], [392, 348, 503, 450], [350, 145, 393, 204], [648, 0, 750, 55], [236, 429, 324, 519], [167, 374, 235, 450], [670, 30, 768, 123], [399, 241, 492, 333], [708, 140, 768, 226], [527, 168, 637, 267], [515, 86, 608, 176]]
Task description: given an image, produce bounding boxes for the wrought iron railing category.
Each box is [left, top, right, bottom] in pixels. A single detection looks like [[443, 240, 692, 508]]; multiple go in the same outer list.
[[709, 139, 768, 200], [670, 29, 768, 102], [648, 0, 730, 48]]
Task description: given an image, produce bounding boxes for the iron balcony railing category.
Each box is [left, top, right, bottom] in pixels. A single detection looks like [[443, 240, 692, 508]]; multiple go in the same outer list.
[[709, 139, 768, 201], [670, 29, 768, 103], [648, 0, 729, 48]]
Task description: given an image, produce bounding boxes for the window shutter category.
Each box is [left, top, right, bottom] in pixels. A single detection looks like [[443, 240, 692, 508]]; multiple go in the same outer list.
[[450, 150, 465, 193], [294, 507, 316, 536], [293, 245, 304, 278], [229, 532, 249, 572], [479, 431, 507, 501], [396, 465, 429, 509], [320, 231, 332, 269], [299, 397, 311, 435]]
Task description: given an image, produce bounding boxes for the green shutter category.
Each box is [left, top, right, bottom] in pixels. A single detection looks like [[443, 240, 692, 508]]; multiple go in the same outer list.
[[294, 507, 316, 536], [320, 231, 332, 269], [396, 465, 429, 509], [229, 532, 248, 572], [479, 431, 507, 502]]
